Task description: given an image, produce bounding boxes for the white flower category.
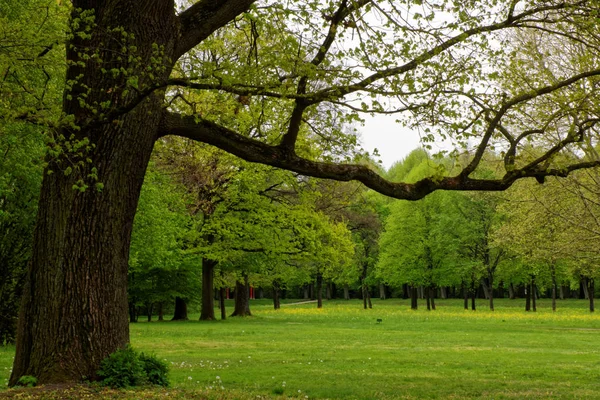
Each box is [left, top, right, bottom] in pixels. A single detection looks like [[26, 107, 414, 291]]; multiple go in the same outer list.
[[187, 376, 192, 380], [298, 390, 302, 393], [216, 376, 220, 380]]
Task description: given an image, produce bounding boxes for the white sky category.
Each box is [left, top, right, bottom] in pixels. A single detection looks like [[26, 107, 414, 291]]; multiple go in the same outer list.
[[359, 115, 422, 170]]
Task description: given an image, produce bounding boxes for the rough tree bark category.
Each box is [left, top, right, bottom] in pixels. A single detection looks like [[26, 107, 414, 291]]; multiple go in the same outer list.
[[200, 258, 217, 321]]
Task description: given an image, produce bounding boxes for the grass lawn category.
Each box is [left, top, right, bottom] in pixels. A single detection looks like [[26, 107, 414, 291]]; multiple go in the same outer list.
[[1, 298, 600, 399]]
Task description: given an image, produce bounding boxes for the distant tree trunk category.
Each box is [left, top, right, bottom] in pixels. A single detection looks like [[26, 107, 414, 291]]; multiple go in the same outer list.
[[531, 277, 537, 312], [508, 283, 516, 300], [488, 271, 494, 311], [343, 284, 350, 300], [581, 276, 590, 299], [231, 274, 251, 317], [157, 302, 164, 321], [425, 287, 431, 311], [430, 286, 436, 310], [146, 303, 153, 322], [463, 282, 468, 310], [588, 278, 595, 312], [525, 283, 531, 312], [410, 286, 418, 310], [273, 279, 281, 310], [402, 284, 409, 299], [551, 262, 557, 312], [200, 258, 216, 321], [480, 278, 490, 300], [129, 301, 137, 323], [367, 291, 372, 309], [316, 274, 323, 309], [379, 283, 386, 300], [303, 285, 310, 300], [172, 297, 188, 320], [330, 282, 336, 299], [219, 287, 226, 320], [559, 284, 566, 300], [470, 281, 476, 310], [440, 286, 447, 299]]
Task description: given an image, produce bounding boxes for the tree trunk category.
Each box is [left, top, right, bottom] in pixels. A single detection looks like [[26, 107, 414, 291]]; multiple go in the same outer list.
[[488, 271, 494, 311], [343, 284, 350, 300], [200, 258, 216, 321], [531, 278, 537, 312], [129, 302, 138, 323], [525, 283, 531, 311], [480, 278, 491, 300], [470, 281, 476, 311], [551, 262, 557, 312], [425, 287, 431, 311], [316, 273, 323, 309], [508, 282, 516, 300], [440, 286, 447, 299], [273, 280, 281, 310], [172, 297, 189, 320], [429, 286, 436, 311], [231, 274, 252, 317], [219, 287, 226, 320], [379, 283, 386, 300], [158, 302, 164, 322], [588, 278, 595, 312], [146, 303, 153, 322], [10, 1, 180, 385], [463, 282, 468, 310], [410, 286, 418, 310], [581, 276, 590, 300]]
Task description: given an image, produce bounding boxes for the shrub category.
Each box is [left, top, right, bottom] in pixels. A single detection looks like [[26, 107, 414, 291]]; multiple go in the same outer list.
[[139, 352, 170, 387], [16, 375, 37, 387], [97, 345, 170, 388], [97, 345, 146, 388]]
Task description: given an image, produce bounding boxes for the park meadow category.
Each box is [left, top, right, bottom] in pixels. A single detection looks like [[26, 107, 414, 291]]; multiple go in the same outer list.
[[1, 298, 599, 399]]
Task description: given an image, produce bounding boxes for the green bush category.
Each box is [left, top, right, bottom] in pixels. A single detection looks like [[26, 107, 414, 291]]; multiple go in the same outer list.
[[97, 345, 146, 388], [139, 352, 170, 387], [97, 345, 170, 388], [15, 375, 37, 387]]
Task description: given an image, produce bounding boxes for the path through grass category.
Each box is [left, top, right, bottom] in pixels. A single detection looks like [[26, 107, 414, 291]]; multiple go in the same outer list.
[[2, 298, 600, 399]]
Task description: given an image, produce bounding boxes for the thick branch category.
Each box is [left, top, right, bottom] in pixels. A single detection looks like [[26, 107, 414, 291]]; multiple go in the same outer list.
[[175, 0, 256, 60], [159, 112, 600, 200]]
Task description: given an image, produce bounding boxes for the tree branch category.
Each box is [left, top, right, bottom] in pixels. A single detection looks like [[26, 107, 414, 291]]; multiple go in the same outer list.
[[159, 112, 600, 200], [175, 0, 257, 60]]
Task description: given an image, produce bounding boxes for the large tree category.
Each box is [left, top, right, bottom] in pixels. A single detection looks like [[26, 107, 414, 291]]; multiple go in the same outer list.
[[9, 0, 600, 385]]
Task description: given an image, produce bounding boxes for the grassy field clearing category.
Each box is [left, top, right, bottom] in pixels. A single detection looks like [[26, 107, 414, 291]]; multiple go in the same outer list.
[[1, 298, 600, 399]]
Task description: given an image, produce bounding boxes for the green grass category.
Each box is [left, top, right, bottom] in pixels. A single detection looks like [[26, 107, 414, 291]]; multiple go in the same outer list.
[[2, 298, 600, 399]]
